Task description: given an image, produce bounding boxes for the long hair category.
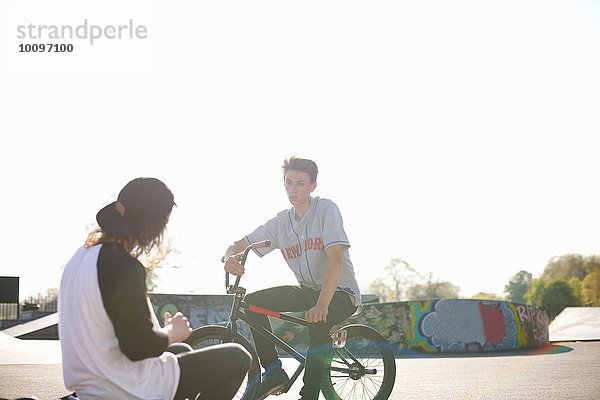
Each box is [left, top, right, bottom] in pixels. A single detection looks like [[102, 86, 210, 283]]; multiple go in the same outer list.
[[85, 219, 169, 270]]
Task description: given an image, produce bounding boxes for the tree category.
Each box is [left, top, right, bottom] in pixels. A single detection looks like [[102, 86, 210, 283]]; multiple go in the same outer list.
[[525, 279, 544, 307], [533, 254, 600, 311], [368, 259, 461, 301], [143, 244, 182, 292], [146, 269, 160, 292], [471, 292, 503, 300], [567, 277, 583, 305], [24, 287, 58, 311], [582, 255, 600, 276], [504, 270, 533, 303], [368, 279, 394, 303], [526, 279, 580, 320], [541, 254, 588, 282], [406, 272, 460, 300], [581, 270, 600, 306], [25, 287, 58, 303], [368, 258, 419, 302]]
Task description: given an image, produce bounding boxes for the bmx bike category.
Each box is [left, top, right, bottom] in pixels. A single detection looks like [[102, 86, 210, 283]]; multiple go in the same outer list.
[[184, 240, 396, 400]]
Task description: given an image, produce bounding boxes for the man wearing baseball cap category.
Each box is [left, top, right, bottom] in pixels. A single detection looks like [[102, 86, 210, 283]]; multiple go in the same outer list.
[[59, 177, 251, 399]]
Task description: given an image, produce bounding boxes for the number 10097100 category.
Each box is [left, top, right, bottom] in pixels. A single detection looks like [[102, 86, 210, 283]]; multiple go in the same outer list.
[[19, 43, 74, 53]]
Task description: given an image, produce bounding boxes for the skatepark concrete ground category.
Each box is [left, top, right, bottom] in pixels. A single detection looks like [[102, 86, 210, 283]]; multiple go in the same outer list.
[[1, 334, 599, 400]]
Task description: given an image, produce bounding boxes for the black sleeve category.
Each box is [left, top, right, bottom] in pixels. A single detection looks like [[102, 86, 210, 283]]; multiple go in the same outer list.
[[97, 243, 169, 361]]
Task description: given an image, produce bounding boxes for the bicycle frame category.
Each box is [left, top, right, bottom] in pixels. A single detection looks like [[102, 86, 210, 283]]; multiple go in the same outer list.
[[223, 241, 378, 394], [227, 285, 307, 393]]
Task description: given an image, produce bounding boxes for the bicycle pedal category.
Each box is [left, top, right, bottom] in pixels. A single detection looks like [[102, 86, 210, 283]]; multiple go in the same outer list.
[[331, 329, 347, 348]]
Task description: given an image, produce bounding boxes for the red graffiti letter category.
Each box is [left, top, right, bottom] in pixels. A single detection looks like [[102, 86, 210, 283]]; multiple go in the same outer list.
[[479, 303, 506, 346]]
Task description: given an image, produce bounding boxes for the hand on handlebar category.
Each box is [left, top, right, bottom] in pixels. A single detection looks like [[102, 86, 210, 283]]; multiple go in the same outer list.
[[223, 241, 271, 292], [223, 253, 245, 276]]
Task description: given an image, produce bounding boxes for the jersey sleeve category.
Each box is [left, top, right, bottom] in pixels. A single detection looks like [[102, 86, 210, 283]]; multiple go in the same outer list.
[[322, 201, 350, 249], [245, 215, 279, 257]]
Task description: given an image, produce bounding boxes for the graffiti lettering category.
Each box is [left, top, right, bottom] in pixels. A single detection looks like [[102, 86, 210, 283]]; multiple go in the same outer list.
[[516, 305, 529, 322], [479, 303, 506, 346]]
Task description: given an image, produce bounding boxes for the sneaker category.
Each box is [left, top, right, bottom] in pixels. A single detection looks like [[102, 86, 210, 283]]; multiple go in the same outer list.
[[256, 367, 290, 399]]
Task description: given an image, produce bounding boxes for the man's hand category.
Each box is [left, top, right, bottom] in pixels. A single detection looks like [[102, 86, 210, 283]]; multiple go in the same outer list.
[[223, 253, 245, 276], [161, 311, 192, 344], [306, 305, 328, 324]]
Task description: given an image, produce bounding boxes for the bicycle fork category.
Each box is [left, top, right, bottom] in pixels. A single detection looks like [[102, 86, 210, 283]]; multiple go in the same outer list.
[[226, 288, 246, 341]]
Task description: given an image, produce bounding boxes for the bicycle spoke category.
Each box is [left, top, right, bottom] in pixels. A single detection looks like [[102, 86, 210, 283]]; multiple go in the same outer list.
[[323, 325, 395, 400]]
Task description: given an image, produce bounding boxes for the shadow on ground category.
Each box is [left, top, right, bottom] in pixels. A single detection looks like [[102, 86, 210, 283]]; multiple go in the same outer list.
[[395, 343, 574, 359]]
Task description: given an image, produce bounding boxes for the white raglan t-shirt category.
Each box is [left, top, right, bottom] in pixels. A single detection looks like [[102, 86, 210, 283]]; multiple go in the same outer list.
[[58, 245, 179, 400]]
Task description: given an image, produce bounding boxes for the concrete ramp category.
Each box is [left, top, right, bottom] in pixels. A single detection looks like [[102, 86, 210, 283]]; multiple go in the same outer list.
[[549, 307, 600, 342], [2, 312, 58, 338], [0, 331, 61, 364]]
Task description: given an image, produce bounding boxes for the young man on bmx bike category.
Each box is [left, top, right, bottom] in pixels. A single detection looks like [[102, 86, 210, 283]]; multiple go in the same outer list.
[[224, 157, 361, 400]]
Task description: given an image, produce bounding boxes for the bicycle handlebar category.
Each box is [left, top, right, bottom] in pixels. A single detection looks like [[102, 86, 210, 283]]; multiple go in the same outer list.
[[225, 240, 271, 293]]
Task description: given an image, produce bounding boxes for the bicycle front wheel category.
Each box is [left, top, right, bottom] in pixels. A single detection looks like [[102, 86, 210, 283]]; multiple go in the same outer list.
[[321, 324, 396, 400], [185, 325, 261, 400]]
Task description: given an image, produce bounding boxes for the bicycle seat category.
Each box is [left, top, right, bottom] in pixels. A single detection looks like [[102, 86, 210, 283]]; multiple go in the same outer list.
[[329, 305, 363, 333], [350, 304, 364, 319]]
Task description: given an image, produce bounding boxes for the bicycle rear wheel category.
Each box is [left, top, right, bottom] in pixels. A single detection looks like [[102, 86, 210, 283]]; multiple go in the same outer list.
[[185, 325, 261, 400], [321, 324, 396, 400]]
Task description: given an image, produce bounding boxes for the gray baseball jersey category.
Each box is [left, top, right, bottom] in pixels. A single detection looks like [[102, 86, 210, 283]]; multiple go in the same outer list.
[[245, 196, 362, 306]]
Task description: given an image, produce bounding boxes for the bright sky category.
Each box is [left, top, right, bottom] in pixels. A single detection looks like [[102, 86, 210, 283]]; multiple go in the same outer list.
[[1, 0, 599, 300]]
